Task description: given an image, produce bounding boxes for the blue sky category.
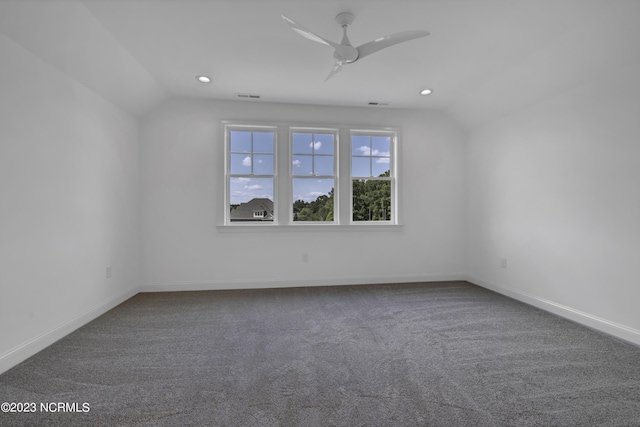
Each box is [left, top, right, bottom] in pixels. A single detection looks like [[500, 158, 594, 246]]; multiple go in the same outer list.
[[351, 135, 391, 177], [229, 131, 390, 205], [293, 179, 334, 203], [292, 133, 334, 203]]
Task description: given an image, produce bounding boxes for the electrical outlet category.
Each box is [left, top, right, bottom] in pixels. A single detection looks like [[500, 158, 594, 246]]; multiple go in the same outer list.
[[500, 258, 507, 269], [302, 253, 309, 263], [106, 266, 112, 278]]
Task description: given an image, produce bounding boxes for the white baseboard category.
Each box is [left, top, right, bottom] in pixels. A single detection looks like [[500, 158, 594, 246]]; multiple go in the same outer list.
[[140, 273, 468, 293], [467, 275, 640, 347], [0, 287, 140, 375]]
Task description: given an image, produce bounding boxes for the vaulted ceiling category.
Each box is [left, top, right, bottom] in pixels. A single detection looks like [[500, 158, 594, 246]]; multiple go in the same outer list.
[[1, 0, 639, 128]]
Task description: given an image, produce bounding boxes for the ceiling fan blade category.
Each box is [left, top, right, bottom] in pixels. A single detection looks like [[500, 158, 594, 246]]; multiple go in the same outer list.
[[282, 15, 336, 47], [324, 61, 343, 81], [356, 30, 429, 60]]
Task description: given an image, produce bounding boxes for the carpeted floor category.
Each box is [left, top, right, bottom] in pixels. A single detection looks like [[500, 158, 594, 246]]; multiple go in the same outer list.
[[1, 281, 640, 426]]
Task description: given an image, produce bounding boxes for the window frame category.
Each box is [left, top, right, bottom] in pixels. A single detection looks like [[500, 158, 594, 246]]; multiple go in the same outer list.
[[349, 130, 397, 224], [224, 123, 278, 225], [290, 127, 338, 224], [222, 121, 400, 228]]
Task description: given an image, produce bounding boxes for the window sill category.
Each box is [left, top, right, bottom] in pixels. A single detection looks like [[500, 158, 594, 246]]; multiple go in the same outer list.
[[217, 223, 404, 232]]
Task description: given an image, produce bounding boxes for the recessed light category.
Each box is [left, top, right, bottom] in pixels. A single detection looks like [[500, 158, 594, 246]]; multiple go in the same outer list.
[[420, 89, 433, 96], [196, 75, 211, 83]]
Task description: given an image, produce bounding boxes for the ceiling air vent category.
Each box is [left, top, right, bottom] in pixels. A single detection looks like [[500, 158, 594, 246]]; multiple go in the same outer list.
[[237, 94, 261, 99], [368, 102, 390, 106]]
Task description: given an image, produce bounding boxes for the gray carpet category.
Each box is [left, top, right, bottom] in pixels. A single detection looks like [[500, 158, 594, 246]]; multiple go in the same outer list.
[[1, 281, 640, 426]]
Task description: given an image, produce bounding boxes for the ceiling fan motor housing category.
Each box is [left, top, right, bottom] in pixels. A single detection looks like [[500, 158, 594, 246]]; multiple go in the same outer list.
[[334, 47, 358, 63]]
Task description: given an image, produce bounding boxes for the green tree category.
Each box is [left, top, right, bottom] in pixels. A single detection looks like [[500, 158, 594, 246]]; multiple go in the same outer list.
[[352, 171, 391, 221], [293, 176, 390, 222], [293, 188, 334, 221]]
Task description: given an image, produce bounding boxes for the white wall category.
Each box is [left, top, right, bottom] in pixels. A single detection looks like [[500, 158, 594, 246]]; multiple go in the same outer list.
[[0, 33, 140, 372], [140, 98, 466, 290], [466, 61, 640, 343]]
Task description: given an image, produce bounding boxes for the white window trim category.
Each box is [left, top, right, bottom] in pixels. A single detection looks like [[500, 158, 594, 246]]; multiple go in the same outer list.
[[221, 121, 401, 228], [224, 123, 278, 225], [290, 127, 338, 224], [349, 129, 398, 225]]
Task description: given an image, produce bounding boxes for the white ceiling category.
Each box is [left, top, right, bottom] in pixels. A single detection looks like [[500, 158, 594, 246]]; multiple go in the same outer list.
[[1, 0, 639, 128]]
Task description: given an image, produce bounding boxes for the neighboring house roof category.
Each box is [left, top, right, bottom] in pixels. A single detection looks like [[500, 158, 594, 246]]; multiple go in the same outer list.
[[230, 198, 274, 221]]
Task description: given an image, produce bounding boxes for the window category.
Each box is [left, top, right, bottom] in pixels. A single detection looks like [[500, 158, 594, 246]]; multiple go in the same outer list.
[[224, 122, 398, 226], [226, 126, 276, 223], [291, 130, 336, 222], [351, 132, 394, 222]]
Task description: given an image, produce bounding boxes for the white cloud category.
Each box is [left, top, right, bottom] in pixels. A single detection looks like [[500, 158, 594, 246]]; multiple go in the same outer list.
[[242, 156, 252, 167], [245, 184, 263, 190], [292, 159, 302, 167], [298, 191, 326, 202], [357, 146, 389, 157], [375, 157, 390, 164], [357, 145, 370, 155], [294, 191, 329, 202], [257, 159, 263, 164], [234, 177, 251, 183], [310, 141, 322, 150]]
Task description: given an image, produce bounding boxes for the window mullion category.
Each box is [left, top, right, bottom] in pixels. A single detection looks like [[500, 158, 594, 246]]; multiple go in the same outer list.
[[338, 127, 351, 225], [275, 125, 289, 224]]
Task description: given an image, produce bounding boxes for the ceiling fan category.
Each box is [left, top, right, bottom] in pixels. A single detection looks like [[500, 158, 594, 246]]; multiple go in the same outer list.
[[282, 12, 429, 81]]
